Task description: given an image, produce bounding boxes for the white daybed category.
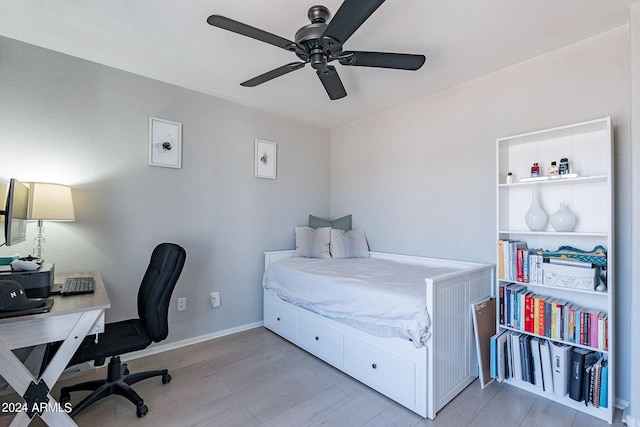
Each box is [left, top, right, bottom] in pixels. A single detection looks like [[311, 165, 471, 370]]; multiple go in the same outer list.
[[262, 250, 495, 419]]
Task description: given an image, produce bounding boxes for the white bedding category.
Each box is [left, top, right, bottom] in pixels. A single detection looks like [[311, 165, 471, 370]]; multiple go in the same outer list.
[[262, 257, 460, 347]]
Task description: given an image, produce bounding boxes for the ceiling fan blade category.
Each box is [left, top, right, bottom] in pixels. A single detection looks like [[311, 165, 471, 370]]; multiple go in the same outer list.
[[316, 66, 347, 100], [207, 15, 295, 50], [321, 0, 386, 47], [339, 51, 426, 70], [241, 62, 306, 87]]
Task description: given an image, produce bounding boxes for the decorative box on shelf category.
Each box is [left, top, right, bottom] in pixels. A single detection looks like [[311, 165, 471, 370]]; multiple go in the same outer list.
[[542, 262, 599, 291]]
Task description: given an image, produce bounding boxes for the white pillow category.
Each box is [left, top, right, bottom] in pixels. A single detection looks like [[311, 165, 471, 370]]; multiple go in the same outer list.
[[294, 226, 331, 258], [330, 228, 370, 258]]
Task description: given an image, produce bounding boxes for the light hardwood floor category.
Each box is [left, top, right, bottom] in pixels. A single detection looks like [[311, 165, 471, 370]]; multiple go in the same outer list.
[[0, 327, 624, 426]]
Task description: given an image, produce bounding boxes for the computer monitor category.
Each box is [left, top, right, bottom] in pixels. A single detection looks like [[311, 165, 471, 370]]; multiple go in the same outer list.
[[1, 178, 29, 246]]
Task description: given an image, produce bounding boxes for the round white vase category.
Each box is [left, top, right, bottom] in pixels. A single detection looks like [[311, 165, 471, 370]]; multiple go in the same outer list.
[[550, 202, 576, 232], [524, 187, 548, 231]]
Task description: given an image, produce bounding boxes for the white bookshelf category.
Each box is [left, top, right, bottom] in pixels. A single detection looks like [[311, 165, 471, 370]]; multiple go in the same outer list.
[[495, 117, 614, 423]]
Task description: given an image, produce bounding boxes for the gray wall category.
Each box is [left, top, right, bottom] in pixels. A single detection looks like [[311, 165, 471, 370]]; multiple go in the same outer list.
[[0, 36, 330, 341], [330, 27, 632, 402]]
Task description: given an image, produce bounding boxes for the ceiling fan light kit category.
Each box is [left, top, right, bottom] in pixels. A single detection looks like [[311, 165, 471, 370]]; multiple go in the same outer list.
[[207, 0, 426, 100]]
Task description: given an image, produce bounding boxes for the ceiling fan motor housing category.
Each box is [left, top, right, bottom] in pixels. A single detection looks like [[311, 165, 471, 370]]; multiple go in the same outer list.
[[294, 5, 342, 69]]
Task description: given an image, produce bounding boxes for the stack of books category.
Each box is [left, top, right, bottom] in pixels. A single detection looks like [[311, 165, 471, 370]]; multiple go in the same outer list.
[[498, 240, 544, 284], [498, 283, 608, 350]]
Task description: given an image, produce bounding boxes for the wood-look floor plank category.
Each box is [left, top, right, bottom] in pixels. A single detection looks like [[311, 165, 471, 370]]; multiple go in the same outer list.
[[0, 327, 626, 426]]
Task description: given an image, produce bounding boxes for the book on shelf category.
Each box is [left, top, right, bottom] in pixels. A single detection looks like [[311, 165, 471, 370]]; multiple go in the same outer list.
[[497, 332, 509, 381], [530, 337, 544, 390], [539, 339, 554, 393], [511, 332, 523, 380], [600, 361, 608, 408], [551, 342, 571, 396], [569, 348, 588, 401]]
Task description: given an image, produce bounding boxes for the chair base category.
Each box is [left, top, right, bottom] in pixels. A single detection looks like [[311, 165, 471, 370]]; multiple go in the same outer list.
[[60, 355, 171, 418]]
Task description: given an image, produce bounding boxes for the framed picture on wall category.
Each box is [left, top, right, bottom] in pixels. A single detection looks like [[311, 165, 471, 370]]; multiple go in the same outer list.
[[149, 117, 182, 168], [255, 139, 277, 179]]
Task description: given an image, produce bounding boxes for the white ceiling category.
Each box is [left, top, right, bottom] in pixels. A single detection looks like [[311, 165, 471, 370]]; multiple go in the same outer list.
[[1, 0, 638, 129]]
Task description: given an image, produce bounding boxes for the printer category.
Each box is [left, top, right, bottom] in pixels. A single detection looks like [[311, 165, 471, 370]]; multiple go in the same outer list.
[[0, 262, 54, 298]]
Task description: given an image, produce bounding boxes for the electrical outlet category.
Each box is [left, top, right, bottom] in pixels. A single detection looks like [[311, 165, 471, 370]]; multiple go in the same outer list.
[[177, 297, 186, 311], [210, 292, 221, 308]]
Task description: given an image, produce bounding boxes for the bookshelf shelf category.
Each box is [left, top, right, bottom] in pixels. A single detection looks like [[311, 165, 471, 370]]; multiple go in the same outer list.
[[499, 324, 608, 354], [497, 278, 608, 297], [494, 117, 614, 423], [499, 230, 608, 237], [498, 175, 607, 187]]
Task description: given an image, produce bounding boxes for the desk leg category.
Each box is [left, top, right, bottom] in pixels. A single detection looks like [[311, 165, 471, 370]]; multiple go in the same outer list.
[[0, 310, 102, 427]]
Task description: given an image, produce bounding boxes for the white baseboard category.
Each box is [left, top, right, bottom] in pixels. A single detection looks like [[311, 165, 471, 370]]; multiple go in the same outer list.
[[624, 408, 640, 427], [120, 321, 264, 363], [53, 322, 262, 383]]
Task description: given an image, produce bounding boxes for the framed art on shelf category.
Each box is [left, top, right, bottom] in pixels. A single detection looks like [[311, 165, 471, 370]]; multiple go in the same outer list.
[[149, 117, 182, 168], [255, 139, 277, 179]]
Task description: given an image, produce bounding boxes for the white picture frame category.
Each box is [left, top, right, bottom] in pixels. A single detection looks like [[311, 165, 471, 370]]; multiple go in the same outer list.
[[255, 139, 277, 179], [149, 117, 182, 168]]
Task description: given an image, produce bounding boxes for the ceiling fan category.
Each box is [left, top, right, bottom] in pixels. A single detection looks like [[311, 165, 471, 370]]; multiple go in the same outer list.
[[207, 0, 426, 100]]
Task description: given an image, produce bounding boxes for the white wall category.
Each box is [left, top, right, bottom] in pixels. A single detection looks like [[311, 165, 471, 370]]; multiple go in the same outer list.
[[330, 27, 632, 402], [0, 36, 330, 341]]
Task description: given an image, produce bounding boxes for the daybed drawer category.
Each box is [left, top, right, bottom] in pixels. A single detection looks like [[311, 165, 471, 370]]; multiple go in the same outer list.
[[263, 294, 297, 341], [296, 314, 344, 368], [344, 336, 415, 406]]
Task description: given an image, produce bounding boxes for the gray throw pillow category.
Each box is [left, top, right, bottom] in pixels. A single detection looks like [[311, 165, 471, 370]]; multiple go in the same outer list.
[[308, 214, 352, 231], [330, 228, 370, 258], [294, 226, 331, 258]]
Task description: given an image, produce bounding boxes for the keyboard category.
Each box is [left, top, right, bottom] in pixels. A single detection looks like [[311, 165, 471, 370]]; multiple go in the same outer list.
[[61, 277, 95, 296]]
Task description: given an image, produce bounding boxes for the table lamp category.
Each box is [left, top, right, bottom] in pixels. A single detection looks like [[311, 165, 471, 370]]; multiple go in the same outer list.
[[27, 182, 75, 261]]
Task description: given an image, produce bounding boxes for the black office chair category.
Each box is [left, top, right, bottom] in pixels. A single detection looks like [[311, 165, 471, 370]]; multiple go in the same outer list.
[[59, 242, 186, 418]]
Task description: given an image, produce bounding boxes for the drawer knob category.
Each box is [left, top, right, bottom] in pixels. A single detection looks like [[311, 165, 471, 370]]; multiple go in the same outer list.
[[276, 317, 281, 321], [315, 336, 319, 341], [371, 363, 377, 369]]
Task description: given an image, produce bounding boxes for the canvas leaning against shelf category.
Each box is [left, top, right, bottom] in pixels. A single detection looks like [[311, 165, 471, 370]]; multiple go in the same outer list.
[[493, 117, 614, 423]]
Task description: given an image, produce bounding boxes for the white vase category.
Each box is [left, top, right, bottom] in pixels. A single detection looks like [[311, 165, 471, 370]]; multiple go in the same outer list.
[[550, 202, 576, 232], [524, 187, 547, 231]]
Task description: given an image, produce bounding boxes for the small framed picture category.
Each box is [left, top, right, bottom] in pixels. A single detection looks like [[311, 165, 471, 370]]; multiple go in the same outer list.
[[255, 139, 277, 179], [149, 117, 182, 168]]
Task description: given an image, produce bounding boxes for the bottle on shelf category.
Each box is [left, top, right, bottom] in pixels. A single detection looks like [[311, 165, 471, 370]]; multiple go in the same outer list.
[[559, 158, 570, 175], [531, 162, 540, 177], [506, 172, 513, 184], [549, 161, 559, 175]]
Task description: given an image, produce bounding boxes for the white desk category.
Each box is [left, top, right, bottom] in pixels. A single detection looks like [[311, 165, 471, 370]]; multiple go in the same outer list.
[[0, 272, 110, 426]]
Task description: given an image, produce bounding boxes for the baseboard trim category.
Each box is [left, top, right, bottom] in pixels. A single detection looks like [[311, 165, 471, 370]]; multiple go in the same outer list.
[[120, 321, 264, 362], [624, 408, 640, 427]]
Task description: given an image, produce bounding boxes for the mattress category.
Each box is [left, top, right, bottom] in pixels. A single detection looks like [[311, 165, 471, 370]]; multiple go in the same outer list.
[[262, 257, 459, 346]]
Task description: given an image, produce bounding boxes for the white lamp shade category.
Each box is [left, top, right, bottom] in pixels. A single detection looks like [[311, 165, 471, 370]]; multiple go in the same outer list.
[[27, 182, 75, 221]]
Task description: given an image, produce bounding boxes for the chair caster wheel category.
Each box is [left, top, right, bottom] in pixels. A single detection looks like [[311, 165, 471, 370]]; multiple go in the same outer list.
[[137, 404, 148, 418], [162, 373, 171, 384], [123, 363, 130, 376]]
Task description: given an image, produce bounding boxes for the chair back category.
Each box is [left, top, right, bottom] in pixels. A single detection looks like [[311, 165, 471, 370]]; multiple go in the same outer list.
[[137, 243, 186, 342]]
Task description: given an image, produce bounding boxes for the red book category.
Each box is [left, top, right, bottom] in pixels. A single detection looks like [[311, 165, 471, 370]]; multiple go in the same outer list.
[[516, 249, 524, 282], [537, 297, 546, 336], [525, 293, 535, 333]]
